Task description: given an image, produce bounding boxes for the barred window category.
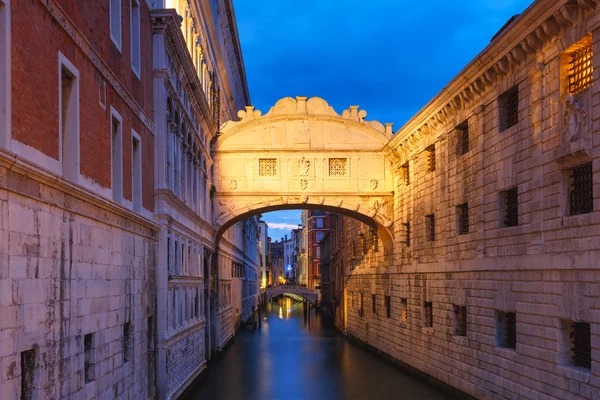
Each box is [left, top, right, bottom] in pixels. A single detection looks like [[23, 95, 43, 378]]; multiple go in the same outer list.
[[401, 298, 408, 323], [372, 294, 376, 314], [385, 296, 391, 318], [424, 301, 433, 327], [499, 86, 519, 132], [569, 163, 593, 216], [426, 145, 436, 172], [500, 187, 519, 227], [569, 43, 593, 95], [359, 293, 364, 317], [402, 222, 411, 246], [329, 158, 347, 176], [373, 233, 379, 253], [453, 305, 467, 336], [457, 203, 469, 235], [259, 158, 277, 176], [568, 321, 591, 369], [496, 311, 516, 349], [425, 214, 435, 241], [456, 121, 469, 156], [401, 162, 410, 185]]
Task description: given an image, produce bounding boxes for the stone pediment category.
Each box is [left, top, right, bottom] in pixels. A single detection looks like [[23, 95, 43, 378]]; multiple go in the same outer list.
[[215, 96, 392, 151]]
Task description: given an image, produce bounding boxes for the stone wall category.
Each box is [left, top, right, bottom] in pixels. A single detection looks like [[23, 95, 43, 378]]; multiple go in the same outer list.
[[0, 156, 157, 400]]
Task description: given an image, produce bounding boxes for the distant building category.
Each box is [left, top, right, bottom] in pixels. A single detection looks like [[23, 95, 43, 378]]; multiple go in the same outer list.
[[270, 240, 284, 285], [302, 210, 331, 289], [258, 219, 269, 288]]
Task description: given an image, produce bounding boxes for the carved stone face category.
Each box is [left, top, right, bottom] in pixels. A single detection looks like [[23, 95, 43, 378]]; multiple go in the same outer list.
[[230, 179, 238, 190], [300, 179, 308, 190], [370, 179, 379, 190]]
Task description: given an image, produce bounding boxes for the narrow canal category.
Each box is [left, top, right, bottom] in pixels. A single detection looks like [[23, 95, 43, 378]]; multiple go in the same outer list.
[[184, 297, 453, 400]]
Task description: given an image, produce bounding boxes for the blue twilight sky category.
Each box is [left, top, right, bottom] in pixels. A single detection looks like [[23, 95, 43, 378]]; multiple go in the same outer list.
[[233, 0, 534, 241]]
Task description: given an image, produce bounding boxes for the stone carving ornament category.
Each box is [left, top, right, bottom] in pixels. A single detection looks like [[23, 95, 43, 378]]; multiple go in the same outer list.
[[563, 94, 588, 143], [229, 179, 237, 190], [370, 179, 379, 190], [298, 156, 311, 176], [300, 179, 308, 190]]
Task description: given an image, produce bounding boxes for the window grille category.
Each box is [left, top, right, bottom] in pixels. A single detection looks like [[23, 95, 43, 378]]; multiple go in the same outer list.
[[570, 322, 591, 369], [401, 298, 408, 323], [426, 145, 436, 172], [385, 296, 391, 318], [497, 311, 516, 349], [21, 349, 36, 399], [123, 322, 131, 362], [502, 187, 519, 227], [84, 333, 95, 383], [259, 158, 277, 176], [359, 293, 364, 317], [454, 305, 467, 336], [499, 86, 519, 132], [401, 162, 410, 185], [424, 302, 433, 327], [329, 158, 347, 176], [569, 163, 593, 215], [457, 203, 469, 235], [372, 294, 376, 314], [569, 43, 593, 95], [425, 214, 435, 241], [402, 222, 410, 246], [457, 121, 469, 156]]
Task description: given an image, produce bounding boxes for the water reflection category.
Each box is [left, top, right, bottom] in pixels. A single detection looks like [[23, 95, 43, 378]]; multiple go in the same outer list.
[[184, 297, 452, 400]]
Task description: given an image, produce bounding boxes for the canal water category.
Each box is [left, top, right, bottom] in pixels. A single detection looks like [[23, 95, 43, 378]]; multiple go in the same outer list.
[[184, 297, 453, 400]]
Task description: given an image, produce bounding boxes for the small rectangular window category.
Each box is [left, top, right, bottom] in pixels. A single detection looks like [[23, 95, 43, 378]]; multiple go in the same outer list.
[[110, 0, 122, 50], [372, 294, 376, 314], [132, 132, 142, 212], [111, 108, 123, 204], [499, 187, 519, 227], [457, 203, 469, 235], [566, 321, 591, 369], [316, 218, 324, 228], [569, 163, 593, 216], [385, 296, 391, 318], [123, 322, 131, 363], [425, 145, 436, 172], [329, 158, 347, 176], [424, 301, 433, 327], [453, 305, 467, 336], [499, 86, 519, 132], [496, 311, 516, 349], [456, 120, 469, 156], [359, 293, 364, 317], [84, 333, 95, 383], [402, 222, 410, 246], [130, 0, 141, 77], [259, 158, 277, 176], [568, 41, 593, 95], [316, 232, 323, 242], [425, 214, 435, 241], [21, 348, 36, 400], [401, 298, 408, 323]]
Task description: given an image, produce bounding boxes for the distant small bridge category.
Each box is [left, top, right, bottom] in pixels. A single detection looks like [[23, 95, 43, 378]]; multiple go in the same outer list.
[[266, 285, 319, 305]]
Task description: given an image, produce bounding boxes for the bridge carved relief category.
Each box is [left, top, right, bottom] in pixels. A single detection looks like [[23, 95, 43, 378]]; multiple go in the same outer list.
[[212, 96, 395, 252]]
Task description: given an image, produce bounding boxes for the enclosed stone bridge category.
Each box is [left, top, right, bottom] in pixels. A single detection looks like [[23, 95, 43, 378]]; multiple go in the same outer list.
[[212, 96, 396, 254], [266, 285, 319, 305]]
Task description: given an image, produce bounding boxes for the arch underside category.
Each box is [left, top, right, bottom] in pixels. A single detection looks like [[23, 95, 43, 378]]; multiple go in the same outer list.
[[214, 197, 394, 254]]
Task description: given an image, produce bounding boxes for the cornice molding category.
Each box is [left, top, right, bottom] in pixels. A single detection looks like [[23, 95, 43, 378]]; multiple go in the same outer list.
[[385, 0, 597, 165]]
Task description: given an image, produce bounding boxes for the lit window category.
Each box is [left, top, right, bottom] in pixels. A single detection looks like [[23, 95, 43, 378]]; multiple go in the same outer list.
[[110, 0, 122, 50], [316, 218, 323, 228], [568, 41, 593, 95], [329, 158, 347, 176], [130, 0, 141, 77], [400, 298, 408, 323], [259, 158, 277, 176]]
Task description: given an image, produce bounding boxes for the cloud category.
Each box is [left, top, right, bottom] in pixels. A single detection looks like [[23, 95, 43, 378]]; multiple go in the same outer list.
[[267, 222, 300, 231]]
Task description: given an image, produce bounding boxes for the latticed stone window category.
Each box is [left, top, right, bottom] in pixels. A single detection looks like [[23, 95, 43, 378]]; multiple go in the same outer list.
[[425, 145, 436, 172], [425, 214, 435, 241], [564, 321, 592, 369], [424, 301, 433, 327], [329, 158, 347, 176], [500, 187, 519, 227], [453, 305, 467, 336], [569, 163, 593, 215], [259, 158, 277, 176], [401, 298, 408, 323], [457, 203, 469, 235], [569, 42, 593, 95], [499, 86, 519, 132], [456, 121, 469, 156], [496, 311, 516, 349], [385, 296, 391, 318]]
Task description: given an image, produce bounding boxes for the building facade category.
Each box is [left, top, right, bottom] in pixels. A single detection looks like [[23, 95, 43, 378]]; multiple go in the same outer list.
[[0, 0, 158, 398], [270, 240, 284, 286], [302, 210, 330, 289]]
